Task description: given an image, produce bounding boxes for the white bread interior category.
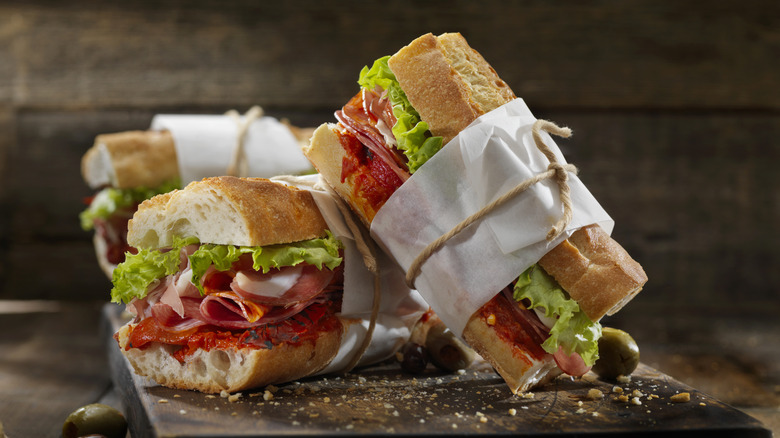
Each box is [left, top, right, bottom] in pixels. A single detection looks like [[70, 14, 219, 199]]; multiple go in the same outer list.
[[463, 316, 560, 394], [116, 322, 342, 394], [81, 130, 179, 190], [127, 176, 329, 250], [388, 32, 516, 146], [539, 224, 648, 321], [303, 124, 376, 227], [93, 233, 117, 279]]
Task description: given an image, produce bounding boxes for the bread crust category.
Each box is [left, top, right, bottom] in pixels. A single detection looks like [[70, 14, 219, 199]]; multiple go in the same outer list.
[[81, 130, 178, 190], [462, 315, 560, 394], [116, 320, 343, 393], [127, 176, 329, 249], [388, 32, 516, 146], [538, 224, 648, 321]]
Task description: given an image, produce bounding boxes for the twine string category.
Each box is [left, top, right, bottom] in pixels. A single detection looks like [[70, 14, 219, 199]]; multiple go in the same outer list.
[[404, 119, 577, 289], [271, 175, 381, 373], [225, 105, 264, 177]]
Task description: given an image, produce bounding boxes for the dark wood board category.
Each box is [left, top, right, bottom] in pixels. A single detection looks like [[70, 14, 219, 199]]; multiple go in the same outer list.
[[102, 305, 771, 437]]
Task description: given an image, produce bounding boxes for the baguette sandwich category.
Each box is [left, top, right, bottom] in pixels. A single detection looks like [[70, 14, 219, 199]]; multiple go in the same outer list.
[[80, 124, 314, 277], [303, 32, 648, 393], [110, 177, 346, 393]]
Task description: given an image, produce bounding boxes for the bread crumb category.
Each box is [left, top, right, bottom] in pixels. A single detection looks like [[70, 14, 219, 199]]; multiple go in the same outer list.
[[487, 314, 496, 326], [630, 397, 642, 406], [508, 408, 517, 416], [670, 392, 691, 403], [479, 416, 488, 423], [173, 394, 181, 398], [699, 402, 707, 406], [520, 392, 535, 399], [158, 399, 169, 404], [618, 394, 630, 403], [263, 390, 274, 401], [575, 408, 586, 414], [587, 388, 604, 400], [220, 390, 230, 398], [323, 397, 331, 403], [206, 394, 216, 399], [612, 386, 623, 393], [617, 375, 632, 384], [632, 389, 644, 398], [228, 393, 242, 403], [592, 412, 600, 417]]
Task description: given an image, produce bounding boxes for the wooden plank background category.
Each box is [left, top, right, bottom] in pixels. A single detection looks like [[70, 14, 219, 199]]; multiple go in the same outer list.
[[0, 0, 778, 321]]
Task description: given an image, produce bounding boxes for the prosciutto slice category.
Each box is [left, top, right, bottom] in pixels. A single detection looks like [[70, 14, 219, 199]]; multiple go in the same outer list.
[[231, 264, 335, 306], [501, 288, 591, 377], [199, 292, 330, 330], [337, 89, 410, 182]]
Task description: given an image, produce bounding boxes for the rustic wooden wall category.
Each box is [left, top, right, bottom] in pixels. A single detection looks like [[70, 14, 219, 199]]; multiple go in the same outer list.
[[0, 1, 777, 321]]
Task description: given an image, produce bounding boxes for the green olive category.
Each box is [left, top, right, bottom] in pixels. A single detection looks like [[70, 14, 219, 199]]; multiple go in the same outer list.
[[62, 403, 127, 438], [592, 327, 640, 380], [425, 321, 476, 372]]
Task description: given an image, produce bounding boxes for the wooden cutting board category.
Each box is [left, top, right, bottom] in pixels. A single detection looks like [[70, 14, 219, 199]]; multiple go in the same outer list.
[[101, 305, 771, 437]]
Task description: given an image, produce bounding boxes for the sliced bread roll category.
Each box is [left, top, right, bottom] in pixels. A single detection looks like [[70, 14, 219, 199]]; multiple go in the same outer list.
[[116, 319, 342, 394], [81, 130, 178, 190], [116, 177, 343, 393], [303, 33, 647, 393], [128, 176, 329, 250]]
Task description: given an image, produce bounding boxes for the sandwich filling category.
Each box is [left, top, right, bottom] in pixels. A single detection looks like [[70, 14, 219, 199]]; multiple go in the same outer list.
[[111, 233, 344, 363], [80, 180, 180, 265], [330, 56, 601, 377]]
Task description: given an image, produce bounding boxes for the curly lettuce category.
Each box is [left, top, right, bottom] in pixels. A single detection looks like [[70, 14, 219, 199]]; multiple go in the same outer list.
[[110, 232, 343, 304], [513, 265, 602, 366], [80, 179, 181, 230], [358, 56, 443, 174]]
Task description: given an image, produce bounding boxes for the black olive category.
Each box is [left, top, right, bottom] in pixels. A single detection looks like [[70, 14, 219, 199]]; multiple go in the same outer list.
[[400, 341, 429, 373], [425, 322, 476, 372]]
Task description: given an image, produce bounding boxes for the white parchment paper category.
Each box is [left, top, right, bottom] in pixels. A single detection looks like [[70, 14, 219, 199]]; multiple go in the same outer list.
[[370, 99, 614, 336], [271, 175, 428, 374], [151, 114, 313, 186]]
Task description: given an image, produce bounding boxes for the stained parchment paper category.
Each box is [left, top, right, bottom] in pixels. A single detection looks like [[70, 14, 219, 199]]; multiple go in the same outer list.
[[370, 99, 614, 336], [272, 175, 427, 374]]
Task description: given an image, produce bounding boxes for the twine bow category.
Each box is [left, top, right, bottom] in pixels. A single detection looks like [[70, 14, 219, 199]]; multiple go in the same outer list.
[[404, 119, 577, 289], [225, 105, 264, 177]]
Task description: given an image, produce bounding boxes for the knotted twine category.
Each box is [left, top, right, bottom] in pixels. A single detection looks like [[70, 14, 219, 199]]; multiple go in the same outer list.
[[271, 175, 381, 374], [225, 105, 264, 177], [404, 119, 577, 289]]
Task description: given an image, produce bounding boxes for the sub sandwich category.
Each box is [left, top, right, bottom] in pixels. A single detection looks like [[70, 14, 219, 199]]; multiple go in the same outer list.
[[303, 32, 648, 393], [80, 121, 314, 277], [111, 176, 346, 392]]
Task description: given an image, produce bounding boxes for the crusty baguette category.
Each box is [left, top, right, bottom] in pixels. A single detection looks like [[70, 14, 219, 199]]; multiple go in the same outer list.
[[82, 130, 178, 190], [463, 316, 560, 393], [116, 320, 342, 394], [303, 124, 376, 226], [127, 176, 329, 250], [388, 32, 516, 146], [539, 224, 647, 321]]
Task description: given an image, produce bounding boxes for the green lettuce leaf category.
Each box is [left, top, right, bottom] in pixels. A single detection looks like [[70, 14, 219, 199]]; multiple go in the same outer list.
[[110, 235, 198, 305], [358, 56, 443, 174], [110, 232, 343, 303], [80, 179, 181, 231], [513, 265, 602, 366]]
